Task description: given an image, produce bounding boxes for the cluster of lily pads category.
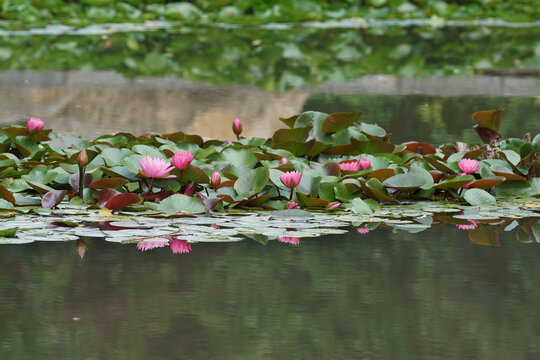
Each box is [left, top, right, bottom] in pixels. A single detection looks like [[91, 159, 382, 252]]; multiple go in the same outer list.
[[0, 109, 538, 251]]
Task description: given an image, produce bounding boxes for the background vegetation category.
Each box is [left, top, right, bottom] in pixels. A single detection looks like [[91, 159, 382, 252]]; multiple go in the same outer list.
[[1, 0, 539, 28]]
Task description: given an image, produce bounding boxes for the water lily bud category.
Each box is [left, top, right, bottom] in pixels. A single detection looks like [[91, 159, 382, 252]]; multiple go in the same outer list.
[[211, 172, 221, 188], [287, 201, 298, 209], [27, 117, 44, 134], [78, 148, 88, 168], [281, 157, 288, 164], [232, 118, 242, 137]]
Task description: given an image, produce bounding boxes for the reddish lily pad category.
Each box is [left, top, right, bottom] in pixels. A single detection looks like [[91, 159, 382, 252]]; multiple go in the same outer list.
[[42, 189, 67, 209], [296, 192, 329, 207], [368, 168, 395, 182], [104, 193, 141, 212], [0, 184, 16, 205], [97, 188, 122, 208], [321, 110, 363, 133], [402, 142, 436, 155], [467, 176, 505, 189], [89, 177, 129, 190]]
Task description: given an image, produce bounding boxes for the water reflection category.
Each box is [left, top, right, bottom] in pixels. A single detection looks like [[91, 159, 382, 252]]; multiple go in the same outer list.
[[1, 222, 540, 359]]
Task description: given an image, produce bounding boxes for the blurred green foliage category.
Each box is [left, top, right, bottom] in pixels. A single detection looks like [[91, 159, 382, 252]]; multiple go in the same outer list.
[[1, 0, 539, 27], [0, 25, 538, 90]]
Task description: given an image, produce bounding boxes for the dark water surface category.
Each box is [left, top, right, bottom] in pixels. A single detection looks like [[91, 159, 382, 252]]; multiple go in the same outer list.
[[1, 225, 540, 359]]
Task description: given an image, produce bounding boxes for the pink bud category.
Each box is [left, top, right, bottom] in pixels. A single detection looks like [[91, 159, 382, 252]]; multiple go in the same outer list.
[[359, 157, 371, 170], [211, 172, 221, 188], [232, 118, 243, 137], [76, 239, 86, 259], [78, 148, 88, 168], [281, 157, 288, 164], [328, 202, 341, 210], [27, 117, 44, 134], [287, 201, 298, 209]]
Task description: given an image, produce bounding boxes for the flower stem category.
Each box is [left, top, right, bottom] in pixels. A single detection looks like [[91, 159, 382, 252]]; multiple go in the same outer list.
[[143, 178, 155, 197], [289, 188, 294, 201], [78, 165, 84, 200], [178, 170, 184, 192]]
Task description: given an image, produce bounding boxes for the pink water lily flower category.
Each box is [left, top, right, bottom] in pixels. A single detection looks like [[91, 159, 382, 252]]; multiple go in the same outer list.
[[280, 171, 302, 189], [359, 157, 371, 170], [281, 157, 288, 164], [139, 156, 175, 178], [169, 238, 192, 254], [339, 161, 360, 172], [357, 228, 370, 234], [137, 241, 169, 251], [278, 236, 300, 245], [458, 158, 479, 174], [27, 117, 44, 134], [172, 151, 194, 170]]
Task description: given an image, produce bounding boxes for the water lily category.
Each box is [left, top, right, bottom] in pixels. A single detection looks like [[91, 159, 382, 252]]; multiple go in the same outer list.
[[139, 156, 175, 179], [280, 171, 302, 189], [281, 157, 288, 164], [339, 161, 360, 172], [211, 172, 221, 188], [359, 157, 371, 170], [78, 148, 88, 168], [357, 228, 370, 234], [280, 171, 302, 201], [137, 241, 169, 251], [232, 117, 242, 139], [172, 151, 193, 170], [278, 236, 300, 245], [458, 158, 479, 174], [169, 238, 192, 254], [27, 117, 44, 134]]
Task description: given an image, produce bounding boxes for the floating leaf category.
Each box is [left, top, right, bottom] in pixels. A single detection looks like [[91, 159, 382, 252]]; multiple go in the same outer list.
[[463, 188, 496, 205], [349, 198, 372, 214], [157, 194, 205, 213], [0, 227, 18, 237]]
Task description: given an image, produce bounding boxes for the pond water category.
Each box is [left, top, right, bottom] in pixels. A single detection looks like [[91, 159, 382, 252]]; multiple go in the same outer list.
[[0, 23, 539, 359], [1, 223, 540, 359]]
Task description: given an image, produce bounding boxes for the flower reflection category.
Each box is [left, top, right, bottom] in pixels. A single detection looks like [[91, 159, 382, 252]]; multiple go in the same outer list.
[[278, 236, 300, 245], [169, 238, 192, 254], [137, 241, 169, 251], [457, 219, 478, 230]]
